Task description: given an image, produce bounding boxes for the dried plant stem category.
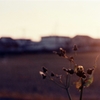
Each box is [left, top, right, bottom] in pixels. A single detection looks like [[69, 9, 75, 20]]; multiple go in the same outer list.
[[94, 54, 100, 68], [40, 47, 96, 100], [51, 79, 66, 89], [66, 88, 72, 100], [51, 78, 72, 100], [79, 78, 84, 100], [46, 73, 66, 89], [65, 74, 72, 100]]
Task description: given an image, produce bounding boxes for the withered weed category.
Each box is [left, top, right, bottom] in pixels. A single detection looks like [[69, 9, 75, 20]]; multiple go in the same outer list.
[[39, 45, 99, 100]]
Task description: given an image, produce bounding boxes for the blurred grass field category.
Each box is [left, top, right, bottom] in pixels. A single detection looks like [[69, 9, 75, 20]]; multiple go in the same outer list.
[[0, 52, 100, 100]]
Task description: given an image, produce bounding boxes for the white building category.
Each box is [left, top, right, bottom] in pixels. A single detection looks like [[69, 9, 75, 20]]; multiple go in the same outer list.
[[40, 36, 71, 50]]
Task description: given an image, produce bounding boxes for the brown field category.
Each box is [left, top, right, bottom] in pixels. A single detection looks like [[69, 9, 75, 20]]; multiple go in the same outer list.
[[0, 52, 100, 100]]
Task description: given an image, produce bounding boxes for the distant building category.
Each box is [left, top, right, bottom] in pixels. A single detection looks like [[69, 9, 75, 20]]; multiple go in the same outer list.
[[0, 35, 100, 54], [40, 36, 71, 50], [71, 35, 100, 52], [0, 37, 19, 52]]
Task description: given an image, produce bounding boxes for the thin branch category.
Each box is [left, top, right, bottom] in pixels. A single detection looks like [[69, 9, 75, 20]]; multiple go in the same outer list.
[[46, 73, 66, 89], [66, 88, 72, 100], [66, 74, 70, 88], [65, 74, 72, 100], [79, 78, 84, 100], [51, 79, 66, 89], [94, 54, 100, 68]]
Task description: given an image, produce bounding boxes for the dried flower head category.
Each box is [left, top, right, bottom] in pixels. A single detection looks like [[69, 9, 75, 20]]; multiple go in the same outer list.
[[76, 72, 86, 78], [53, 51, 63, 57], [60, 48, 66, 53], [42, 67, 48, 73], [87, 68, 94, 75], [63, 67, 68, 72], [63, 67, 74, 74], [74, 65, 86, 78], [51, 72, 55, 77], [68, 56, 74, 62], [39, 44, 97, 100], [73, 44, 78, 51], [67, 69, 74, 74], [53, 48, 67, 58], [39, 71, 46, 79], [77, 65, 84, 72]]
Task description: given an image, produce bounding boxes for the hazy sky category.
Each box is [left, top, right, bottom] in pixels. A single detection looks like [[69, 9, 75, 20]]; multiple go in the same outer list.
[[0, 0, 100, 41]]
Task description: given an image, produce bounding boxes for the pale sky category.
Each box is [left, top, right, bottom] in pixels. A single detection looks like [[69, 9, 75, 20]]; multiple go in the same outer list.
[[0, 0, 100, 41]]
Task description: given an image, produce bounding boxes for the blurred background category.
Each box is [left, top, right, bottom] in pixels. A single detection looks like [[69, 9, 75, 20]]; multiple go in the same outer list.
[[0, 0, 100, 100]]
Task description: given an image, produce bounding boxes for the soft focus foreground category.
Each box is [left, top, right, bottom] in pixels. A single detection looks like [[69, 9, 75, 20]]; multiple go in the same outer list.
[[0, 52, 99, 100]]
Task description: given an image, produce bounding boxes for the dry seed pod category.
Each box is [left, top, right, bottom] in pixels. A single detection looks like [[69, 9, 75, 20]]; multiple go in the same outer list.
[[73, 44, 78, 51], [51, 72, 55, 77], [87, 68, 94, 75], [39, 71, 46, 79], [63, 68, 74, 74], [63, 67, 68, 71], [68, 56, 74, 62], [60, 48, 66, 54], [67, 69, 74, 74], [77, 65, 84, 72], [53, 51, 64, 57], [42, 67, 48, 73]]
